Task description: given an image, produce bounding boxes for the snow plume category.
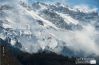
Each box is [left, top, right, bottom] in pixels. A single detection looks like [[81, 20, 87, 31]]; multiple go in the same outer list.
[[67, 24, 99, 56], [47, 24, 99, 56], [73, 4, 98, 13], [0, 0, 32, 29], [0, 0, 99, 57]]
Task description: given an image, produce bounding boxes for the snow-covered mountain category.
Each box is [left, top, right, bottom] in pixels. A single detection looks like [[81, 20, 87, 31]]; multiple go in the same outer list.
[[0, 0, 99, 57]]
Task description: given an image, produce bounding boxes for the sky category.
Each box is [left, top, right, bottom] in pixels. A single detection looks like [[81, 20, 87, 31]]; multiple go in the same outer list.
[[68, 0, 99, 8]]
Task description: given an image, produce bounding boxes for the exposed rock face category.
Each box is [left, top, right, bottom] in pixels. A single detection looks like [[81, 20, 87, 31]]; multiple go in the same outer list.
[[0, 39, 22, 65]]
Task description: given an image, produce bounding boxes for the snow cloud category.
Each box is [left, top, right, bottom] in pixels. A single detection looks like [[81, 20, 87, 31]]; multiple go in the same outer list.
[[73, 4, 98, 13]]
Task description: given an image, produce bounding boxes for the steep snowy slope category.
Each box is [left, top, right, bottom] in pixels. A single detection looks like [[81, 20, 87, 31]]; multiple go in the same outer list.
[[0, 0, 99, 57]]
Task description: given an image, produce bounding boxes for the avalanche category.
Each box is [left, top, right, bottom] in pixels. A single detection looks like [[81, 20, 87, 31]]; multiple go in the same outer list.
[[0, 0, 99, 57]]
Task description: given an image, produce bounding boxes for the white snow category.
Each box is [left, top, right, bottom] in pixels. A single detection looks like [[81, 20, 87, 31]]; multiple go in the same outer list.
[[21, 6, 58, 29], [10, 39, 16, 46], [74, 5, 98, 13], [0, 34, 6, 40], [56, 12, 79, 25], [0, 0, 99, 56]]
